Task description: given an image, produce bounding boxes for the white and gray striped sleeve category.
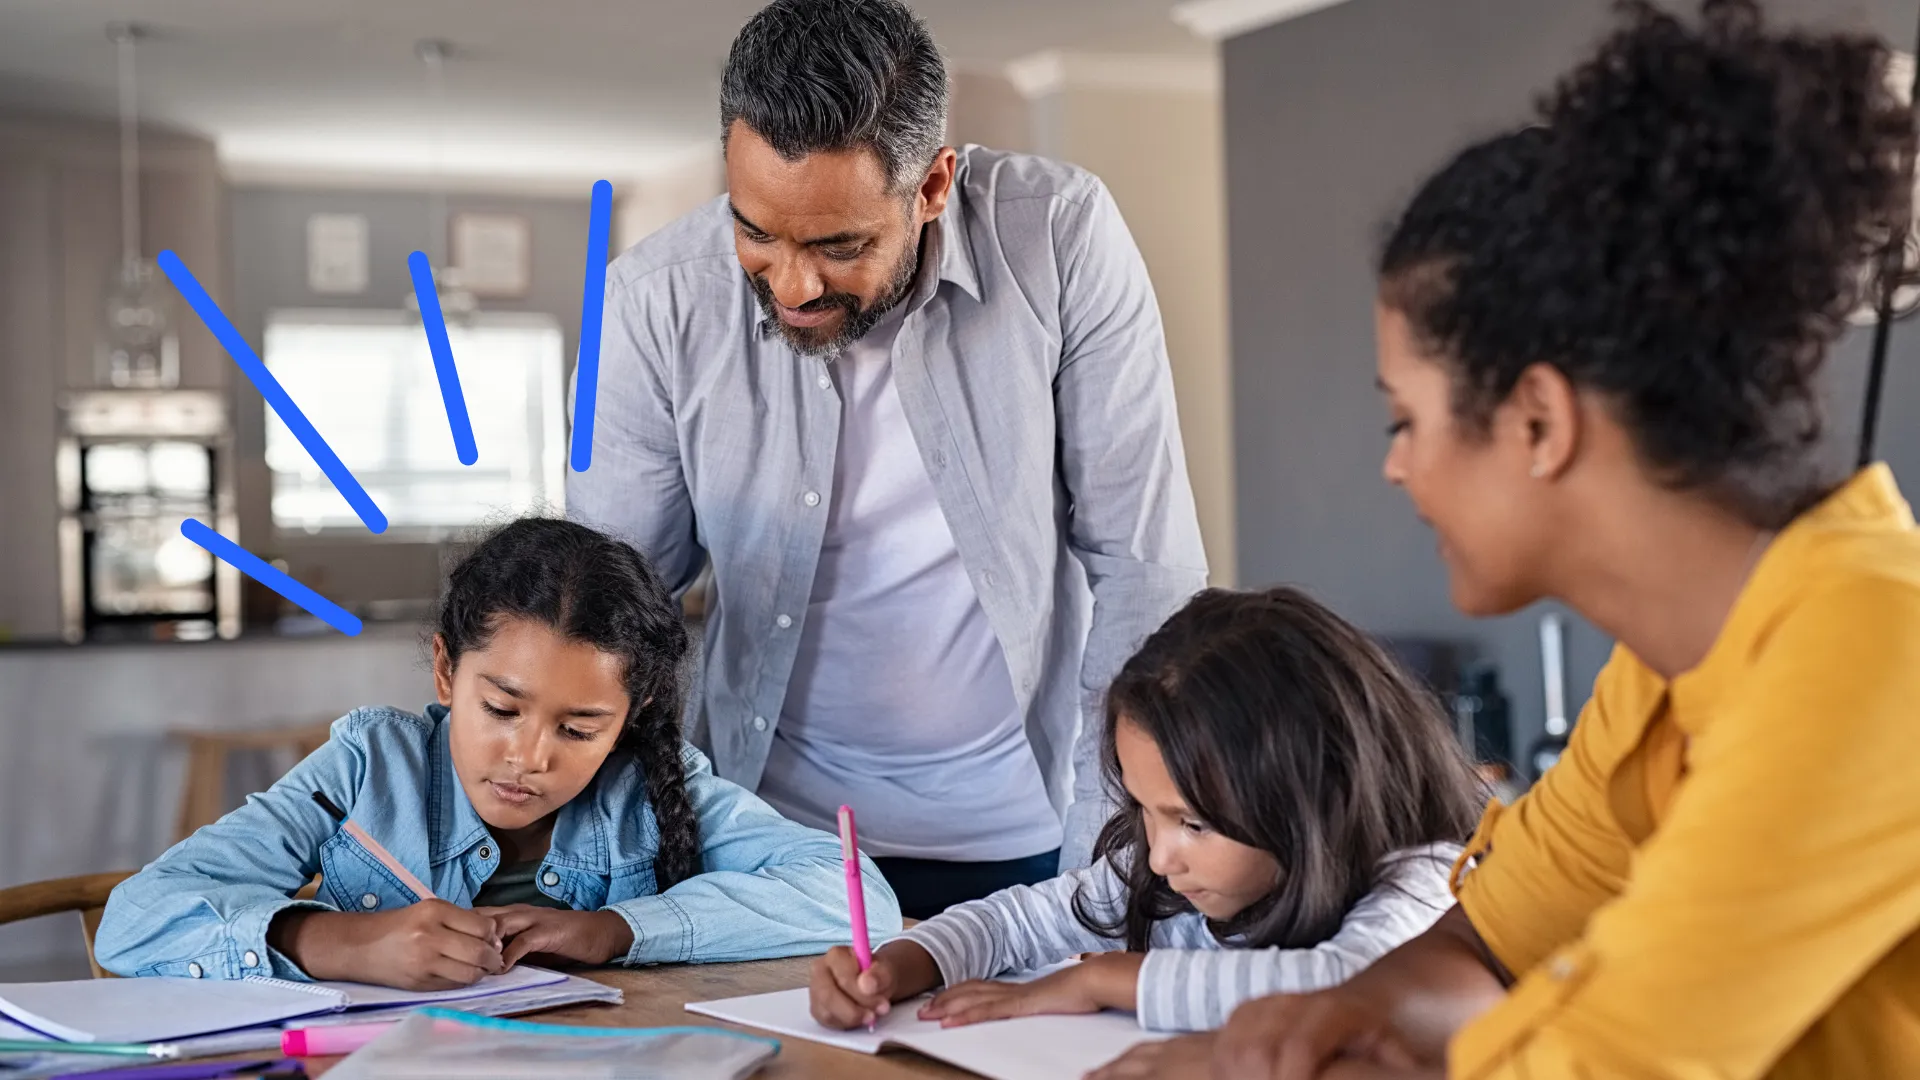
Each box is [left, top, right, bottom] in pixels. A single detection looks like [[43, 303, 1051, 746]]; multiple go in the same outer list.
[[1135, 844, 1463, 1033], [900, 859, 1133, 986]]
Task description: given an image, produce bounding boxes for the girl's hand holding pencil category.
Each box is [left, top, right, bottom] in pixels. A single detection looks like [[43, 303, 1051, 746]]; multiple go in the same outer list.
[[266, 900, 504, 991]]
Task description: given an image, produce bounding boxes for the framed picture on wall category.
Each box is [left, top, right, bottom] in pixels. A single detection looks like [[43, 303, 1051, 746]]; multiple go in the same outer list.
[[450, 212, 532, 298], [306, 213, 369, 294]]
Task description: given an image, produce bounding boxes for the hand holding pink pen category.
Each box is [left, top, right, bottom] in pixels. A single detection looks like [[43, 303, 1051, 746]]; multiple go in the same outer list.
[[807, 815, 942, 1032]]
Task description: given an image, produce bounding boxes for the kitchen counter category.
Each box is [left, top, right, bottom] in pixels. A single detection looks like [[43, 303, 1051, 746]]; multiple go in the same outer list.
[[0, 620, 435, 973], [0, 618, 423, 650]]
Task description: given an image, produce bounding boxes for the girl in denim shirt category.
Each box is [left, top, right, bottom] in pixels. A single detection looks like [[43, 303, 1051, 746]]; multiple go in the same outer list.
[[97, 518, 900, 988]]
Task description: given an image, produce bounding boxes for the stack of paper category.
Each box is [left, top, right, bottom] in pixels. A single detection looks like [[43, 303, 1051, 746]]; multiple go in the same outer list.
[[301, 973, 623, 1029], [0, 966, 572, 1045], [0, 967, 622, 1079]]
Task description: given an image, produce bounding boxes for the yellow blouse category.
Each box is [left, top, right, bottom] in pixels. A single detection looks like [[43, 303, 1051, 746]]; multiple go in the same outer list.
[[1449, 465, 1920, 1080]]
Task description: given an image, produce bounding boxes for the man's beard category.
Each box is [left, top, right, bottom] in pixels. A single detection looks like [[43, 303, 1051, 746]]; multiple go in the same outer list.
[[749, 236, 920, 359]]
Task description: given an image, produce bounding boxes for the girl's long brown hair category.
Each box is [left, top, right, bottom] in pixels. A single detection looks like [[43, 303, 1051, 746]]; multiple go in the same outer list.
[[1076, 587, 1484, 951]]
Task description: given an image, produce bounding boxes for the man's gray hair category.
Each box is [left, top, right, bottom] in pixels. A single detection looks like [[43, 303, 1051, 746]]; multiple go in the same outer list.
[[720, 0, 950, 194]]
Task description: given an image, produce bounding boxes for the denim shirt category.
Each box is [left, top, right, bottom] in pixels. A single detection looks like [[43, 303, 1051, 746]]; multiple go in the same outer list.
[[568, 146, 1209, 869], [95, 705, 900, 981]]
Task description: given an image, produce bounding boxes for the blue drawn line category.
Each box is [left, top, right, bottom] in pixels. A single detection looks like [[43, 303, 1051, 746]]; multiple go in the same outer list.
[[157, 250, 389, 534], [180, 519, 363, 636], [570, 179, 614, 472], [408, 252, 478, 466]]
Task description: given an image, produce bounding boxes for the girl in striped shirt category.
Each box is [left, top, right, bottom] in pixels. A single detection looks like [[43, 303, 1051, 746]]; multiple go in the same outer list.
[[809, 585, 1485, 1033]]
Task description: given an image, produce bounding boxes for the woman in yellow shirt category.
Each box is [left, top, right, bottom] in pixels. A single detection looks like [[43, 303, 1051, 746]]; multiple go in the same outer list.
[[1092, 1, 1920, 1078]]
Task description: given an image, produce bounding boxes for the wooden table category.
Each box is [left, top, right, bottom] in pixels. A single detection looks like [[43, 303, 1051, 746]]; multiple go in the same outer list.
[[303, 956, 975, 1078]]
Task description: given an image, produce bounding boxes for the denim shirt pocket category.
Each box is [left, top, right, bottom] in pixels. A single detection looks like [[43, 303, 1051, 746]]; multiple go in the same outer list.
[[534, 863, 609, 910], [320, 831, 426, 913], [605, 859, 659, 906]]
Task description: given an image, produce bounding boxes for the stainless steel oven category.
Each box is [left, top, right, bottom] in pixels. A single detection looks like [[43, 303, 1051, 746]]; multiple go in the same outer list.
[[57, 389, 240, 643]]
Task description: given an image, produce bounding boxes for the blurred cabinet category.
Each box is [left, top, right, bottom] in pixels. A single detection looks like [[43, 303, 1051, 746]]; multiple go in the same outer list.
[[0, 113, 226, 641]]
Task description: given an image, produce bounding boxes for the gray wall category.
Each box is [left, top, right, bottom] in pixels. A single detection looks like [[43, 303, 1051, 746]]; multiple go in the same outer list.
[[226, 188, 592, 612], [949, 71, 1036, 154], [1223, 0, 1920, 764]]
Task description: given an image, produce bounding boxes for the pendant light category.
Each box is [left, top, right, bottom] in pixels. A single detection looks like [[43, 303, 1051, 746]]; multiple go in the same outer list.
[[99, 22, 180, 388], [1857, 42, 1920, 468], [403, 38, 478, 324]]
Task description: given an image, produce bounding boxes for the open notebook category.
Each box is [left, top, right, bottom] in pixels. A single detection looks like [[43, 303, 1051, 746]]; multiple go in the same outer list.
[[686, 985, 1170, 1080], [0, 965, 572, 1045]]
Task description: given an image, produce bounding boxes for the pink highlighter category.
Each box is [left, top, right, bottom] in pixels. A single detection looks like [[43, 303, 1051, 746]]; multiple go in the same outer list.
[[282, 1020, 395, 1057]]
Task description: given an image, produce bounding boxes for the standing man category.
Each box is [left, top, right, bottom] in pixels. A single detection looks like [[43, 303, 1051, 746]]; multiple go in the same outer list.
[[570, 0, 1206, 917]]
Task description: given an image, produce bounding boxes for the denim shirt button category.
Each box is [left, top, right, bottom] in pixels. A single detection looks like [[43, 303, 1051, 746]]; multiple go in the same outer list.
[[541, 871, 560, 888], [479, 845, 493, 861], [752, 716, 769, 733], [360, 893, 379, 910], [187, 962, 204, 979], [242, 950, 259, 969]]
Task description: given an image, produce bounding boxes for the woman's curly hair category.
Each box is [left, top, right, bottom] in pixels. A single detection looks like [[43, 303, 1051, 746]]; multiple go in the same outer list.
[[1381, 0, 1916, 527]]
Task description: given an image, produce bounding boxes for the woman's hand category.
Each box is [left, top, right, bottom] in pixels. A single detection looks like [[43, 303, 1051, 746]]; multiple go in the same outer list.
[[1212, 987, 1422, 1080], [269, 901, 504, 990], [1204, 906, 1508, 1078], [809, 939, 943, 1030], [920, 952, 1144, 1028], [1090, 1029, 1437, 1080], [475, 906, 634, 968], [1086, 1033, 1216, 1080]]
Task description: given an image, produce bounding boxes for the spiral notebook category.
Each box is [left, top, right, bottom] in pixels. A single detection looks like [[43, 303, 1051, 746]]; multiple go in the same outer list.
[[0, 966, 568, 1045]]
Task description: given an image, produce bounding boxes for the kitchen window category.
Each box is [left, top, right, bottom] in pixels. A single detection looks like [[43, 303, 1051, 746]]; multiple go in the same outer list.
[[262, 309, 567, 534]]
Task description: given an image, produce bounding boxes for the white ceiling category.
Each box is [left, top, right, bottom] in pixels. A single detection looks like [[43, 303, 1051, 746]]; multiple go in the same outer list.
[[0, 0, 1210, 189]]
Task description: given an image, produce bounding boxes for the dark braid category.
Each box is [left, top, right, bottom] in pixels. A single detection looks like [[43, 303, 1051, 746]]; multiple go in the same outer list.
[[434, 518, 703, 890]]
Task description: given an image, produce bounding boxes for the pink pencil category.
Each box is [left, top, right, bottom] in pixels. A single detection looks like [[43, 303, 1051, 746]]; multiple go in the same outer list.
[[342, 820, 437, 901], [312, 791, 437, 901]]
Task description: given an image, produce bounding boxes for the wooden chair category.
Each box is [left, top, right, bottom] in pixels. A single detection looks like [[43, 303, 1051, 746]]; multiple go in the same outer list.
[[0, 871, 136, 978], [172, 719, 336, 842]]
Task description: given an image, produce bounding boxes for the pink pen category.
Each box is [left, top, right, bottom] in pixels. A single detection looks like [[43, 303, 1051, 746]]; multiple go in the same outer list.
[[838, 804, 875, 1031], [838, 805, 872, 969]]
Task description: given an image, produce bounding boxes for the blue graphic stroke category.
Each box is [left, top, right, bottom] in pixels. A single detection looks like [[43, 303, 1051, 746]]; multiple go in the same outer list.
[[408, 252, 478, 466], [156, 250, 389, 533], [570, 179, 613, 472], [181, 519, 362, 636]]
